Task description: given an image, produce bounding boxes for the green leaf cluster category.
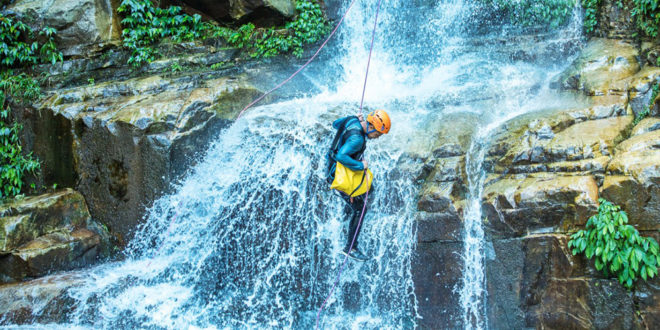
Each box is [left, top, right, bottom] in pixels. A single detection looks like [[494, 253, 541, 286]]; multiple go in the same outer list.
[[0, 14, 63, 67], [207, 0, 331, 59], [582, 0, 602, 34], [253, 0, 331, 58], [117, 0, 330, 65], [477, 0, 575, 29], [632, 0, 660, 37], [0, 14, 59, 199], [0, 71, 41, 199], [117, 0, 206, 67], [568, 199, 660, 289]]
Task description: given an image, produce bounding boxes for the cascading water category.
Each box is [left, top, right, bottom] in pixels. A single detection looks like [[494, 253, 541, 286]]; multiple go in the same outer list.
[[4, 0, 590, 328], [457, 3, 586, 329]]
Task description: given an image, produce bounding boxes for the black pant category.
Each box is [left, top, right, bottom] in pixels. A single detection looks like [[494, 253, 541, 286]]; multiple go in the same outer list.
[[340, 192, 369, 251]]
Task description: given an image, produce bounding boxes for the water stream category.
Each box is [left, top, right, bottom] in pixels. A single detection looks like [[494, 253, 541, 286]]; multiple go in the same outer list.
[[5, 1, 588, 328]]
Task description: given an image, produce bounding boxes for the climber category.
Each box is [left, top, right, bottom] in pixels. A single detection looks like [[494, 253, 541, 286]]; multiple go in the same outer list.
[[325, 109, 391, 261]]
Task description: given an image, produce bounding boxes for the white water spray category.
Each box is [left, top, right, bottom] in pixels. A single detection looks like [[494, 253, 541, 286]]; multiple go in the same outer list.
[[3, 1, 590, 328]]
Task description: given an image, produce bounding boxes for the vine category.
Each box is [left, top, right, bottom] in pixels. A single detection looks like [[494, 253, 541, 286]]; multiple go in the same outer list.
[[568, 199, 660, 289]]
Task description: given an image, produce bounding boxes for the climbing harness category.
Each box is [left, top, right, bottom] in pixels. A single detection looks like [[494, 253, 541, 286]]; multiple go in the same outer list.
[[316, 0, 384, 328]]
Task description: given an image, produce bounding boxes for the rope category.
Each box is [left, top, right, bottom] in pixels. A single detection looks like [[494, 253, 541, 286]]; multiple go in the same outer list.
[[145, 0, 364, 271], [316, 0, 383, 328], [236, 0, 362, 120]]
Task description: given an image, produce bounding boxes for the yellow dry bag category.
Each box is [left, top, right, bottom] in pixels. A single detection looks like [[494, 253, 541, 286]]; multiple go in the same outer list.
[[330, 162, 373, 197]]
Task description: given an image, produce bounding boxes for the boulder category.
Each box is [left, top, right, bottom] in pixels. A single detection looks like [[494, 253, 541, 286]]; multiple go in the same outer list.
[[488, 100, 627, 160], [4, 0, 121, 57], [0, 273, 84, 324], [0, 189, 108, 283], [487, 235, 635, 329], [553, 38, 640, 96], [631, 117, 660, 137], [412, 241, 463, 329], [30, 74, 270, 241], [621, 67, 660, 118], [493, 114, 632, 169], [1, 229, 100, 281], [601, 129, 660, 230], [0, 189, 92, 250], [482, 174, 599, 238]]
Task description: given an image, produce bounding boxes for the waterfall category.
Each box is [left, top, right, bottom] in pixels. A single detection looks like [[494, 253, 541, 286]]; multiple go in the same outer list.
[[5, 1, 589, 328], [457, 3, 585, 328]]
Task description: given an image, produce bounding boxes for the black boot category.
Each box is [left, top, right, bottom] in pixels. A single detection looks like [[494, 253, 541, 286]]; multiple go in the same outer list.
[[342, 247, 368, 261]]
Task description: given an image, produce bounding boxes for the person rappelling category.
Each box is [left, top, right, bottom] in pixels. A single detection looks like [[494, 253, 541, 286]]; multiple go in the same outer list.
[[325, 109, 391, 261]]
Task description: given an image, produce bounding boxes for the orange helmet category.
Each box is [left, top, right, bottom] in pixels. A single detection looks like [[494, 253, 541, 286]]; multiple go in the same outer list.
[[367, 109, 391, 134]]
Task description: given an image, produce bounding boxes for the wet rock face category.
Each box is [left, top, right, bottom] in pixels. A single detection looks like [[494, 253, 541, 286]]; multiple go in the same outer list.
[[553, 38, 640, 96], [28, 73, 270, 242], [488, 235, 636, 329], [0, 273, 84, 324], [411, 112, 477, 329], [414, 37, 660, 328], [412, 241, 463, 329], [0, 189, 109, 283], [4, 0, 121, 56]]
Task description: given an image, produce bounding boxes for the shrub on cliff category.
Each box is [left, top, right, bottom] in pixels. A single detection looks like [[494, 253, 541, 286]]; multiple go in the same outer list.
[[117, 0, 207, 67], [0, 13, 63, 198], [582, 0, 602, 34], [568, 199, 660, 289], [117, 0, 331, 67], [632, 0, 660, 37]]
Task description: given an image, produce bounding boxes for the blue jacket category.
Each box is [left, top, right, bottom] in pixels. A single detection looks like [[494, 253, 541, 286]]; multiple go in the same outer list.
[[332, 116, 366, 171]]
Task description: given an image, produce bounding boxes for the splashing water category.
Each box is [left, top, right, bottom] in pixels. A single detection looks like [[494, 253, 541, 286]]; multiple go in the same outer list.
[[457, 3, 586, 329], [5, 0, 590, 328]]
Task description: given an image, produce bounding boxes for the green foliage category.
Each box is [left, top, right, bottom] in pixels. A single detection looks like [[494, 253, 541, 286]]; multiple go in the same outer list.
[[208, 0, 330, 59], [568, 199, 660, 289], [169, 62, 182, 73], [0, 14, 63, 68], [632, 0, 660, 37], [117, 0, 206, 67], [582, 0, 602, 34], [478, 0, 575, 28], [210, 61, 226, 70], [0, 14, 56, 198], [0, 71, 41, 199], [253, 0, 331, 58], [117, 0, 330, 65], [634, 83, 659, 125]]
